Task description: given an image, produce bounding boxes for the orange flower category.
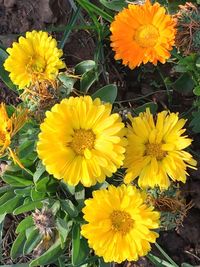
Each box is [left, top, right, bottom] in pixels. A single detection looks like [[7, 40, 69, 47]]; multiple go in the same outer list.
[[110, 0, 176, 69]]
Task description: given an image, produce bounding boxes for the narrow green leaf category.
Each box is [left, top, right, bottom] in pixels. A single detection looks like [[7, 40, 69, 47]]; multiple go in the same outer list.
[[0, 185, 11, 195], [147, 253, 175, 267], [100, 0, 126, 11], [92, 84, 117, 104], [14, 187, 31, 197], [72, 224, 80, 265], [72, 224, 89, 266], [11, 231, 26, 259], [13, 200, 43, 215], [59, 7, 81, 49], [61, 200, 78, 217], [2, 173, 33, 187], [0, 48, 18, 92], [16, 216, 34, 234], [29, 238, 63, 267], [18, 140, 35, 159], [0, 214, 5, 261], [75, 60, 96, 75], [0, 195, 23, 215], [23, 228, 42, 254], [0, 191, 15, 206], [56, 218, 72, 248], [33, 161, 46, 183], [181, 263, 194, 267]]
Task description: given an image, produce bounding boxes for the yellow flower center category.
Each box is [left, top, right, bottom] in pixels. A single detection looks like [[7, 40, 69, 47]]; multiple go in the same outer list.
[[135, 24, 159, 48], [145, 143, 166, 160], [110, 210, 134, 235], [70, 129, 95, 155], [28, 55, 46, 73]]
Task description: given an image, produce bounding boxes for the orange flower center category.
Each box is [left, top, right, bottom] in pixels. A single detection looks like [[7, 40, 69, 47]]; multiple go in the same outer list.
[[145, 143, 166, 160], [28, 55, 46, 73], [0, 130, 6, 146], [70, 129, 95, 155], [135, 24, 159, 48], [110, 210, 134, 235]]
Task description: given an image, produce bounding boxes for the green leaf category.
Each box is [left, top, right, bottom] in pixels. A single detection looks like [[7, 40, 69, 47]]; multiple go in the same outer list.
[[33, 161, 46, 183], [0, 48, 18, 92], [56, 218, 72, 248], [147, 253, 175, 267], [18, 140, 35, 159], [92, 84, 118, 103], [0, 191, 15, 206], [2, 173, 33, 187], [0, 195, 23, 215], [80, 68, 98, 92], [35, 176, 49, 191], [190, 110, 200, 133], [14, 187, 31, 197], [75, 60, 96, 75], [181, 264, 194, 267], [134, 102, 158, 115], [0, 185, 11, 196], [11, 231, 26, 259], [75, 185, 85, 210], [100, 0, 126, 11], [16, 216, 34, 234], [60, 200, 78, 217], [31, 188, 46, 201], [58, 73, 77, 96], [23, 228, 42, 254], [72, 224, 89, 266], [0, 214, 5, 261], [173, 73, 195, 95], [13, 200, 43, 215], [193, 85, 200, 96], [29, 238, 63, 267]]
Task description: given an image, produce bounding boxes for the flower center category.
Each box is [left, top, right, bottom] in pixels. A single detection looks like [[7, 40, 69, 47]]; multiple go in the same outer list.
[[145, 143, 166, 160], [110, 210, 134, 235], [0, 130, 6, 146], [70, 129, 95, 155], [135, 24, 159, 48], [28, 55, 46, 73]]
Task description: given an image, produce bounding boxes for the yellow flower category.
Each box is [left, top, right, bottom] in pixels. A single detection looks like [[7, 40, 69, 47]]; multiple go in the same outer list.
[[37, 96, 126, 187], [81, 184, 160, 263], [124, 110, 197, 189], [4, 31, 65, 89], [110, 0, 176, 69], [0, 103, 28, 160], [0, 103, 12, 155]]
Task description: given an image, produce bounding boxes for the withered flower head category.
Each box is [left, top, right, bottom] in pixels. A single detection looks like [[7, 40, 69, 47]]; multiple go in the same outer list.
[[32, 207, 55, 239], [174, 2, 200, 55]]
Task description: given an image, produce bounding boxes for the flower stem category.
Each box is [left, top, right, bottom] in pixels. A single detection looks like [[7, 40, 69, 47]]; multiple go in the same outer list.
[[155, 242, 179, 267]]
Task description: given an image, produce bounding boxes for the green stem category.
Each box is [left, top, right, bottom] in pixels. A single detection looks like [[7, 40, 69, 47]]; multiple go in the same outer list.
[[155, 242, 179, 267], [115, 89, 173, 104]]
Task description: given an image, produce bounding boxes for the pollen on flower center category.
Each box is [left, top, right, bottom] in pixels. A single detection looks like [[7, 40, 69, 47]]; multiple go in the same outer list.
[[135, 24, 159, 48], [110, 210, 134, 235], [70, 129, 95, 155], [145, 143, 166, 160], [28, 55, 46, 73], [0, 131, 6, 145]]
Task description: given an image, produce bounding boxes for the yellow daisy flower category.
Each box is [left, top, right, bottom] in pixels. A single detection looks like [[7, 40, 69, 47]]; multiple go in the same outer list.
[[81, 184, 160, 263], [110, 0, 176, 69], [37, 96, 126, 187], [0, 103, 12, 155], [4, 31, 65, 89], [124, 110, 197, 189]]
